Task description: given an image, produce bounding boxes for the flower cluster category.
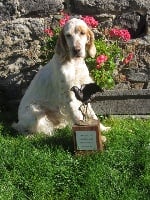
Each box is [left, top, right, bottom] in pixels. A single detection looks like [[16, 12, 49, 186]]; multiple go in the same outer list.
[[109, 28, 131, 42], [96, 55, 108, 69], [44, 28, 54, 37], [81, 16, 98, 28], [59, 13, 70, 27], [42, 13, 134, 89]]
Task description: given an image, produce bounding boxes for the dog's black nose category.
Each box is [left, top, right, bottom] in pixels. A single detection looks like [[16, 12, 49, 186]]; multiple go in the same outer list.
[[73, 47, 81, 55]]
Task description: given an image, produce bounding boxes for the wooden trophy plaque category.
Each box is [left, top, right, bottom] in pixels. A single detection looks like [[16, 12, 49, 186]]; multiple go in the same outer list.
[[72, 119, 103, 155]]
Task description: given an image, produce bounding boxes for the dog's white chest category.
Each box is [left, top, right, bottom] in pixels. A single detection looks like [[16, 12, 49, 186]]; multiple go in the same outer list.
[[60, 63, 75, 84]]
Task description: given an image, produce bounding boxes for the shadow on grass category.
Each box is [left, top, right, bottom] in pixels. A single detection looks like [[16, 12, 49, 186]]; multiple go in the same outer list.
[[32, 126, 75, 154], [1, 122, 75, 154]]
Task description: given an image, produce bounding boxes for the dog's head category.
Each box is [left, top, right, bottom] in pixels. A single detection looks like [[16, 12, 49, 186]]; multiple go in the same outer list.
[[55, 18, 96, 61]]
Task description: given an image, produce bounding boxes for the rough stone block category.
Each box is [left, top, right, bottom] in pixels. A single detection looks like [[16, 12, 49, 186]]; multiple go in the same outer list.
[[19, 0, 64, 17], [92, 89, 150, 115], [69, 0, 149, 15], [0, 0, 64, 21]]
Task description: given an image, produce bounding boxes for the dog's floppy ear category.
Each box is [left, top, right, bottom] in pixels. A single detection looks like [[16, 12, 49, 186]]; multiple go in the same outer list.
[[55, 29, 69, 59], [86, 29, 96, 58]]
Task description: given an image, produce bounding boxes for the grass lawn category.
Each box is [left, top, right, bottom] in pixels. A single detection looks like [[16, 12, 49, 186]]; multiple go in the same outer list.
[[0, 117, 150, 200]]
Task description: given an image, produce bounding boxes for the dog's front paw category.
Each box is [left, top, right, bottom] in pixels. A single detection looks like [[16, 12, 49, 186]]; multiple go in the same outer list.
[[100, 124, 111, 132], [103, 126, 111, 132], [101, 135, 107, 143]]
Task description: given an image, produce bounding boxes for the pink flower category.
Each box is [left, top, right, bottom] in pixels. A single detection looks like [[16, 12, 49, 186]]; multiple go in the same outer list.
[[96, 55, 108, 69], [82, 16, 98, 28], [44, 28, 54, 37], [123, 52, 134, 64], [96, 55, 108, 64], [109, 28, 131, 41], [59, 13, 70, 27], [119, 29, 131, 41]]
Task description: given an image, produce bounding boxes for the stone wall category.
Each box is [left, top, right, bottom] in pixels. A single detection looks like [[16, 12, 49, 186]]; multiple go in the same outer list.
[[0, 0, 150, 118], [92, 89, 150, 115]]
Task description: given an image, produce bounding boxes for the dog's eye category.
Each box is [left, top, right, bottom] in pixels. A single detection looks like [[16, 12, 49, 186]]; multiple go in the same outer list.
[[80, 31, 85, 35], [66, 33, 72, 37]]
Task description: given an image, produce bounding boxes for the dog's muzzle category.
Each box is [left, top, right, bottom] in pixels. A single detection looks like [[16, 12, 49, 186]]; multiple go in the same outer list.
[[72, 47, 82, 57]]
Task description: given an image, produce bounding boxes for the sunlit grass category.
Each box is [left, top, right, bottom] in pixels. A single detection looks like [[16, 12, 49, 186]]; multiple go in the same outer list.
[[0, 117, 150, 200]]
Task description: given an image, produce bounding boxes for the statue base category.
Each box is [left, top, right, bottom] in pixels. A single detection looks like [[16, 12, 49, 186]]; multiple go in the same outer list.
[[72, 119, 103, 155]]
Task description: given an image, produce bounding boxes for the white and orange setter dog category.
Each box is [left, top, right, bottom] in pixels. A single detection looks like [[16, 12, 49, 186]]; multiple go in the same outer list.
[[12, 18, 110, 135]]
